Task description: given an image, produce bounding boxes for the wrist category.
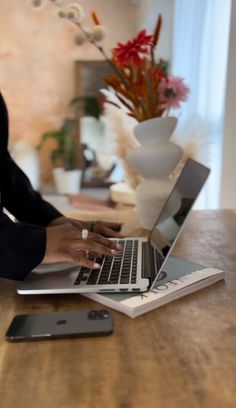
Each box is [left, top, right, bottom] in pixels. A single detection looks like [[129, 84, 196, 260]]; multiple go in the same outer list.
[[47, 216, 66, 227]]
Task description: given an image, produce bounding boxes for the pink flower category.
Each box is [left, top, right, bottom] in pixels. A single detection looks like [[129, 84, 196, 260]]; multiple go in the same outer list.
[[159, 76, 190, 109]]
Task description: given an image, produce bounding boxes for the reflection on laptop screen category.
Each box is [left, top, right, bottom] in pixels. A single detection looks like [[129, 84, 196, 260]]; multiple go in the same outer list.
[[149, 159, 210, 262]]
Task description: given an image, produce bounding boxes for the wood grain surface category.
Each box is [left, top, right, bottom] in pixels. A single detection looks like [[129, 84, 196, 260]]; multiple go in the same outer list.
[[0, 210, 236, 408]]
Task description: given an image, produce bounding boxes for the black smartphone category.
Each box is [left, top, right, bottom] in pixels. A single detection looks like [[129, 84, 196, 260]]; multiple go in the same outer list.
[[5, 309, 113, 342]]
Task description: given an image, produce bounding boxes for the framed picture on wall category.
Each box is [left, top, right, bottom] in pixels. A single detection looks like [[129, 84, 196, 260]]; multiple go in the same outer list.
[[75, 60, 113, 98]]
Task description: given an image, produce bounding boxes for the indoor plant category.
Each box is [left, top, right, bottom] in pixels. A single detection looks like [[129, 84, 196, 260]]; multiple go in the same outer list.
[[38, 116, 82, 194], [37, 95, 102, 194]]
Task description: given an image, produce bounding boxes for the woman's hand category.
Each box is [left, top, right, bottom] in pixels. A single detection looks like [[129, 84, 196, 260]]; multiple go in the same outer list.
[[43, 223, 122, 269], [48, 216, 124, 238]]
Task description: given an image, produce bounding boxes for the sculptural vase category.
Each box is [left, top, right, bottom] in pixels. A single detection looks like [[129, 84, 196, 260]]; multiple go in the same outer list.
[[127, 117, 183, 230]]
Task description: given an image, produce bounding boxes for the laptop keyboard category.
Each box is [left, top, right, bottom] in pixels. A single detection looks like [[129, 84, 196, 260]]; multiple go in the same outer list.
[[74, 240, 138, 286]]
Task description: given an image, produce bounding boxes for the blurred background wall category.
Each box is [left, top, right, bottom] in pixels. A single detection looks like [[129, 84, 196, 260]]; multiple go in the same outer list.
[[0, 0, 173, 184]]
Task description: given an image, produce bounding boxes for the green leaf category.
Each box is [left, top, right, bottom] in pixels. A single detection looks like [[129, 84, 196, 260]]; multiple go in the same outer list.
[[70, 95, 101, 119], [38, 116, 79, 169], [84, 97, 101, 119], [51, 149, 63, 165], [37, 130, 63, 150]]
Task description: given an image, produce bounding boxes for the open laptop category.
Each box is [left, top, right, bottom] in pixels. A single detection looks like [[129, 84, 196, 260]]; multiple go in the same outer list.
[[18, 159, 210, 295]]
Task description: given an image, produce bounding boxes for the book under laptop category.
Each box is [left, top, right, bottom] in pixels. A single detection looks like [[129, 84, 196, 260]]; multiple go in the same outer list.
[[18, 159, 210, 295]]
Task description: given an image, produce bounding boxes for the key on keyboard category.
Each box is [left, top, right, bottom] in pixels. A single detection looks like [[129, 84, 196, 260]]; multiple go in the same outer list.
[[74, 239, 139, 286]]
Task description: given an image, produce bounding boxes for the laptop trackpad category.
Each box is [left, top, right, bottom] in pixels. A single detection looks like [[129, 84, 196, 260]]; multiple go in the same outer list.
[[19, 263, 79, 290], [35, 263, 76, 273]]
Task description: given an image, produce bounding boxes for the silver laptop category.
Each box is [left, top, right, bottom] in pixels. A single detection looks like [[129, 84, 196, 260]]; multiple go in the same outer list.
[[18, 159, 210, 295]]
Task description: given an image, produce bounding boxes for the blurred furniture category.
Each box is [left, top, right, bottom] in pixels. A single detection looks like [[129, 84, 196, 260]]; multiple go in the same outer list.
[[110, 181, 136, 205], [42, 187, 111, 214], [0, 209, 236, 408]]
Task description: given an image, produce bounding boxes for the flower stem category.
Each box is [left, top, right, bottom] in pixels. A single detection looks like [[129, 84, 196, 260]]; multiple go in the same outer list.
[[51, 1, 148, 119], [75, 21, 148, 118]]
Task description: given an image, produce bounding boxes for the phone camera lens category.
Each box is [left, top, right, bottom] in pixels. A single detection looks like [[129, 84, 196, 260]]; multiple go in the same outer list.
[[88, 310, 109, 320], [88, 310, 98, 320], [100, 310, 109, 319]]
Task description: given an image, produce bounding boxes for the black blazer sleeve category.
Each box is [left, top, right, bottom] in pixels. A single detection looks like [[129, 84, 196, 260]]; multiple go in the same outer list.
[[0, 92, 63, 280], [1, 151, 62, 227], [0, 212, 46, 281]]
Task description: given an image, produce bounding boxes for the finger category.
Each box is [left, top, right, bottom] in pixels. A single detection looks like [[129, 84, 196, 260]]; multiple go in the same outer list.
[[71, 252, 101, 269], [97, 221, 123, 232], [43, 248, 89, 265], [70, 230, 122, 251], [98, 225, 125, 238], [76, 250, 87, 258], [89, 232, 123, 250], [88, 251, 100, 259], [70, 220, 83, 230], [73, 238, 120, 258]]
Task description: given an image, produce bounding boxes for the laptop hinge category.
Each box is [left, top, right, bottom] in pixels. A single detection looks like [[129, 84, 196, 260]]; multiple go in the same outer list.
[[142, 241, 165, 285], [141, 241, 153, 279]]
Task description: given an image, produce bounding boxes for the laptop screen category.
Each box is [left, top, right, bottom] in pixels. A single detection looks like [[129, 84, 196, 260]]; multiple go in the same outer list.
[[149, 159, 210, 276]]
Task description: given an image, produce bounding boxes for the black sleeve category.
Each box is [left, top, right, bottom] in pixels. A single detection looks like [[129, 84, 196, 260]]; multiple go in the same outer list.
[[0, 156, 62, 279], [0, 212, 46, 281], [1, 151, 62, 226], [0, 91, 63, 281], [0, 91, 62, 226]]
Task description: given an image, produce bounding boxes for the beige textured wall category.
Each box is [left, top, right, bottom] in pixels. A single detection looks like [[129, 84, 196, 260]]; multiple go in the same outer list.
[[0, 0, 138, 182]]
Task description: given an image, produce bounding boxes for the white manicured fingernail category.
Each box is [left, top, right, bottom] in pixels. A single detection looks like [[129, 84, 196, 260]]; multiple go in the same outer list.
[[82, 229, 89, 240], [93, 263, 101, 269]]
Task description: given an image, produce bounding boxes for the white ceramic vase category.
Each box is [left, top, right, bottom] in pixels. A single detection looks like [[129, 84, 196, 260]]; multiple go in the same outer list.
[[127, 117, 183, 230], [53, 168, 82, 194]]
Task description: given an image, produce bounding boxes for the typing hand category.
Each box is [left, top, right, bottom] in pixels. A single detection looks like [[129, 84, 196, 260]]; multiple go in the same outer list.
[[43, 223, 122, 269], [48, 216, 125, 238]]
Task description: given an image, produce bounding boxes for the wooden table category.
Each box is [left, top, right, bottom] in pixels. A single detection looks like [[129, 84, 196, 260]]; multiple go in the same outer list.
[[0, 209, 236, 408]]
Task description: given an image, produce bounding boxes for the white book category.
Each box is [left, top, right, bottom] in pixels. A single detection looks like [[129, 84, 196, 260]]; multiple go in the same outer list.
[[84, 257, 224, 318]]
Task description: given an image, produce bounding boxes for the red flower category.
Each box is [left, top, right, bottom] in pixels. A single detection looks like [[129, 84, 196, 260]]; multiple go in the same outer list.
[[112, 29, 153, 66]]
